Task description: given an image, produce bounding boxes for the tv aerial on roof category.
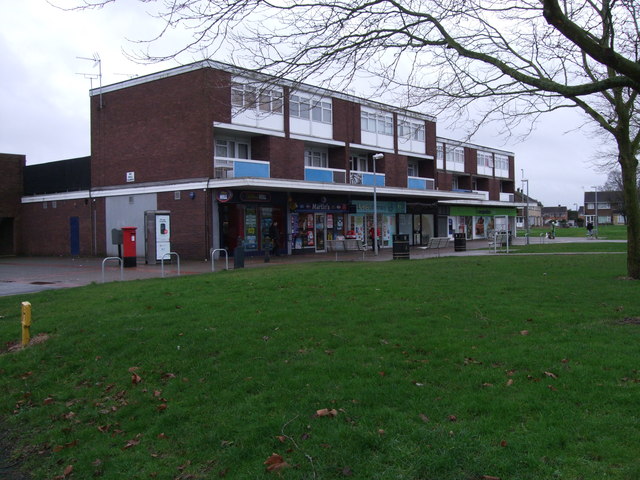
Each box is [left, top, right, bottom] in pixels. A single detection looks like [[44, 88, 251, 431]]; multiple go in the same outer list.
[[77, 52, 103, 109]]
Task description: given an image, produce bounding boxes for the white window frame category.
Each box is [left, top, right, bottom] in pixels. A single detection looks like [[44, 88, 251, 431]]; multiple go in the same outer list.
[[399, 120, 425, 141], [407, 160, 419, 177], [448, 146, 465, 172], [231, 82, 283, 114], [215, 138, 251, 159], [361, 111, 393, 136], [291, 93, 332, 124], [304, 148, 329, 168], [350, 153, 368, 172], [436, 143, 444, 169]]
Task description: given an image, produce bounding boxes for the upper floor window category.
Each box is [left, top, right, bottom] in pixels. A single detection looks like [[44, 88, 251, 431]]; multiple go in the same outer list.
[[291, 94, 332, 123], [407, 160, 419, 177], [361, 111, 393, 136], [215, 138, 250, 159], [304, 148, 328, 168], [436, 143, 444, 169], [231, 82, 283, 114], [399, 120, 425, 141], [447, 146, 465, 172], [495, 154, 509, 174], [477, 151, 494, 168], [350, 154, 368, 172]]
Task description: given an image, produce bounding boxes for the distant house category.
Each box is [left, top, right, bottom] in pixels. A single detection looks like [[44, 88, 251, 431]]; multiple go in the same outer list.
[[583, 190, 626, 225], [514, 190, 543, 227], [542, 206, 568, 225]]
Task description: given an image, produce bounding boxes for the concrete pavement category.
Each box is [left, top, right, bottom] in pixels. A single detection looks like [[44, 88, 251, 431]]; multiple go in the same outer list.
[[0, 235, 623, 297]]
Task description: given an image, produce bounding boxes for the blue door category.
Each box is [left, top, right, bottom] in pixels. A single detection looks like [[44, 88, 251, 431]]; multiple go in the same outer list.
[[70, 216, 80, 256]]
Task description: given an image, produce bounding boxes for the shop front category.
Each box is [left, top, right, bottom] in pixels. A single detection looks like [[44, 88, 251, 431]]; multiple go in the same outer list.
[[347, 200, 406, 249], [217, 189, 287, 256], [447, 205, 517, 240], [289, 195, 350, 253]]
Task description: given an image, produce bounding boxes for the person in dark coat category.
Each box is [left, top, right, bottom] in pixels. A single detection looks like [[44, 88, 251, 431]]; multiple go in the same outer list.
[[268, 221, 280, 256]]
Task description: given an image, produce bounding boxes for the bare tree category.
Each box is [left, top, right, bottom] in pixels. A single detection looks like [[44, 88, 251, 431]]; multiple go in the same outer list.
[[64, 0, 640, 278]]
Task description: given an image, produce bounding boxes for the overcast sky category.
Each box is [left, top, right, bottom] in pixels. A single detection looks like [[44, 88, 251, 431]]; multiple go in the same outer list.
[[1, 1, 609, 208]]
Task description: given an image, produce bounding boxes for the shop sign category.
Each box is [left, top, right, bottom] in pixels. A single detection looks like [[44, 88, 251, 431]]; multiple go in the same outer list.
[[240, 191, 271, 203], [293, 202, 349, 212], [450, 206, 517, 217], [351, 200, 407, 214], [216, 189, 233, 203]]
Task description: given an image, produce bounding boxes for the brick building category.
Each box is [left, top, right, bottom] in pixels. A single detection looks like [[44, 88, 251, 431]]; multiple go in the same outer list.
[[4, 60, 520, 259]]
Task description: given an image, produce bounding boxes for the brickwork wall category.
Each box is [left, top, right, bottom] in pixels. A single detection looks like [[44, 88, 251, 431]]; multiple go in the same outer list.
[[384, 153, 408, 188], [19, 199, 93, 256], [0, 154, 24, 217], [333, 99, 361, 144], [157, 191, 209, 260], [253, 136, 305, 180], [91, 68, 231, 187]]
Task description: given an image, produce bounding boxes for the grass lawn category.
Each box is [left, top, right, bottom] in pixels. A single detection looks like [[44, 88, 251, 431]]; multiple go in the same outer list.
[[1, 254, 639, 479]]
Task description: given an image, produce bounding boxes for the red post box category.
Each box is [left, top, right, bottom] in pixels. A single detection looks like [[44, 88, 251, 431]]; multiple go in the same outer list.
[[121, 226, 137, 268]]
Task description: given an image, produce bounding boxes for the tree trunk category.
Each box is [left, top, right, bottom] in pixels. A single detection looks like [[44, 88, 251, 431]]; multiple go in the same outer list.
[[618, 140, 640, 279]]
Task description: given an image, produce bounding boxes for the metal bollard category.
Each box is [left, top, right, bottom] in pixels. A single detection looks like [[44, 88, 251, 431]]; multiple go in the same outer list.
[[21, 301, 31, 346]]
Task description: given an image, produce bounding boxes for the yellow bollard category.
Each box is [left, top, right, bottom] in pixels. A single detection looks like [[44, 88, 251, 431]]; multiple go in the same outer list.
[[21, 301, 31, 347]]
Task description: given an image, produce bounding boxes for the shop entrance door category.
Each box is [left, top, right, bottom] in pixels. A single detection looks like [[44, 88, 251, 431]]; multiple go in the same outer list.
[[314, 213, 326, 252]]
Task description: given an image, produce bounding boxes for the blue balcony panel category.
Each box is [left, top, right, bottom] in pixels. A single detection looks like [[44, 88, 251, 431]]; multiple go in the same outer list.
[[235, 160, 270, 178]]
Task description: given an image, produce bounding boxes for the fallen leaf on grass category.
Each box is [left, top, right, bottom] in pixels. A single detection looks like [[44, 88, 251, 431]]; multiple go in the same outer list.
[[520, 330, 529, 336], [482, 476, 501, 480], [264, 453, 290, 472], [123, 434, 142, 450], [315, 408, 338, 417], [544, 371, 558, 379], [419, 413, 430, 423], [131, 372, 143, 385]]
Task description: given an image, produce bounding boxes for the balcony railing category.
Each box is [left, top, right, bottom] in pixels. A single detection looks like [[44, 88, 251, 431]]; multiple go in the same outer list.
[[500, 192, 515, 202], [349, 170, 385, 187], [408, 176, 435, 190], [304, 166, 347, 183], [214, 157, 270, 179]]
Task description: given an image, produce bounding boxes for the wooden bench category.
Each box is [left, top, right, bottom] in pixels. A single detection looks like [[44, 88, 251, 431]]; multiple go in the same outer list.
[[418, 237, 450, 257], [326, 238, 367, 261]]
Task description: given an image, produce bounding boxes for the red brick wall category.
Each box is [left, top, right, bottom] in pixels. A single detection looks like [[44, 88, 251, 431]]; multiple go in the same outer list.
[[19, 199, 93, 256], [253, 136, 305, 180], [333, 99, 361, 144], [91, 68, 230, 188], [0, 154, 24, 217], [157, 191, 209, 260], [425, 121, 437, 157], [384, 153, 407, 188], [465, 147, 477, 175]]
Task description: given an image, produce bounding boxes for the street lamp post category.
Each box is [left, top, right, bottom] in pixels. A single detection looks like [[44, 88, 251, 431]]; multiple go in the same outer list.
[[372, 153, 384, 256], [521, 169, 530, 245], [591, 186, 599, 238]]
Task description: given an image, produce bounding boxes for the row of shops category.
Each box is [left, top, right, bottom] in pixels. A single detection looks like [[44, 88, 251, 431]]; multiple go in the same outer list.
[[215, 189, 517, 256]]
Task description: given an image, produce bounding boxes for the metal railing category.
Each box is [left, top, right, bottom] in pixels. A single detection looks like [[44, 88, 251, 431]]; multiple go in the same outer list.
[[101, 256, 123, 283], [161, 252, 181, 278], [210, 248, 229, 272]]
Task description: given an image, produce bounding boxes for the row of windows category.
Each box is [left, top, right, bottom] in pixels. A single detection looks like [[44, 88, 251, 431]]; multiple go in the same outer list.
[[361, 111, 394, 136], [290, 94, 332, 123], [231, 82, 429, 139], [437, 144, 510, 173], [231, 83, 283, 114], [398, 120, 426, 141]]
